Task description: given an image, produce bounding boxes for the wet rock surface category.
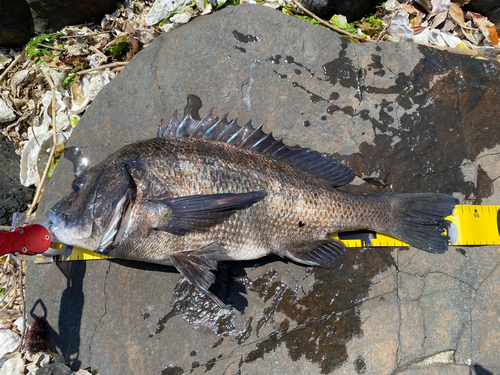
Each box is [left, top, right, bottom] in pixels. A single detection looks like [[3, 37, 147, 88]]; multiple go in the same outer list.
[[26, 4, 500, 374], [0, 135, 35, 226]]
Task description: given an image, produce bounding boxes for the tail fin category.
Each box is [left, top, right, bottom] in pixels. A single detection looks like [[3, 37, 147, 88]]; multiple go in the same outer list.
[[388, 193, 458, 253]]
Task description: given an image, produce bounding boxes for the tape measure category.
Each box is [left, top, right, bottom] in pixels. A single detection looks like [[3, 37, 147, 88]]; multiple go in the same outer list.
[[32, 205, 500, 263], [330, 204, 500, 247]]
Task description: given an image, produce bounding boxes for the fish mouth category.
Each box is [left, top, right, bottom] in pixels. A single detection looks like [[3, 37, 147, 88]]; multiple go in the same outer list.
[[95, 187, 135, 253], [46, 211, 68, 244]]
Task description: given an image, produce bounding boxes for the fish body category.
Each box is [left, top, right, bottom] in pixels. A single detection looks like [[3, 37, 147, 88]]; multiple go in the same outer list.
[[47, 95, 457, 305]]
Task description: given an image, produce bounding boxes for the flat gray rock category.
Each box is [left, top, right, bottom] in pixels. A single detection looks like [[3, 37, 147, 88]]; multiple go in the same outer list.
[[27, 4, 500, 374]]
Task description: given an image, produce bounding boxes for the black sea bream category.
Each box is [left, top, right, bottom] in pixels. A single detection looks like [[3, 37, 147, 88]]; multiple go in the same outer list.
[[47, 95, 457, 305]]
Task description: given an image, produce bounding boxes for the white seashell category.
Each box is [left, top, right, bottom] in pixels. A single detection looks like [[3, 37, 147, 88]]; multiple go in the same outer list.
[[159, 22, 175, 32], [88, 71, 115, 101], [135, 29, 157, 45], [0, 353, 25, 374], [69, 76, 91, 114], [41, 90, 67, 126], [13, 317, 24, 333], [428, 29, 447, 47], [201, 3, 212, 15], [20, 132, 51, 187], [170, 10, 192, 24], [20, 130, 71, 186], [0, 330, 21, 358], [387, 10, 413, 42], [10, 69, 34, 96], [66, 43, 90, 56], [440, 31, 462, 48], [0, 97, 15, 123], [145, 0, 192, 26], [48, 70, 69, 90], [0, 53, 12, 70], [87, 53, 106, 68]]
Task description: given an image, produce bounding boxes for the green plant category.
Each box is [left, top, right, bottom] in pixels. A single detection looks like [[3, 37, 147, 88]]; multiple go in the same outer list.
[[215, 0, 239, 11], [364, 16, 383, 27], [330, 15, 357, 34], [26, 33, 63, 60], [108, 35, 129, 59], [62, 73, 77, 89]]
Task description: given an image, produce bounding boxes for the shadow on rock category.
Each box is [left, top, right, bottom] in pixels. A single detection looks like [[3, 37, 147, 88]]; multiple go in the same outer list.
[[473, 364, 495, 375], [29, 261, 86, 370], [240, 247, 395, 373], [150, 247, 395, 373]]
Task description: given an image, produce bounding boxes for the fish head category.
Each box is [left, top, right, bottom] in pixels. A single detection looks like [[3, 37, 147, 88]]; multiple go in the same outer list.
[[46, 158, 136, 252]]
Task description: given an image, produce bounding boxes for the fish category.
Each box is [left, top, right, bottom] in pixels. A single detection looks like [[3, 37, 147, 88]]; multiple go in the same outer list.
[[47, 94, 458, 306]]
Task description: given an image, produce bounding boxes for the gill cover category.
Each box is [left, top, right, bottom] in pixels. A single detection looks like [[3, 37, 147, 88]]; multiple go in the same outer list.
[[47, 159, 136, 252]]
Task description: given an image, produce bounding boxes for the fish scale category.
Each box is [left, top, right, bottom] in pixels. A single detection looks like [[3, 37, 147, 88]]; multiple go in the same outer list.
[[46, 95, 457, 306]]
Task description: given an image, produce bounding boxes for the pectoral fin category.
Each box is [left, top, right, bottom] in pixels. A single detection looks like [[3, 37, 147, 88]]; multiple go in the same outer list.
[[151, 190, 267, 235], [170, 245, 227, 307], [280, 238, 346, 268]]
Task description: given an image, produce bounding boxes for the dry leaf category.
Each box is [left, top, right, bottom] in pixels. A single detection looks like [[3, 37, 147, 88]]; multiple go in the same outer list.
[[448, 2, 464, 26], [430, 10, 448, 29], [413, 26, 427, 34], [490, 29, 499, 45], [466, 11, 499, 45], [401, 3, 425, 27], [461, 27, 479, 45], [401, 3, 419, 14], [124, 21, 140, 61]]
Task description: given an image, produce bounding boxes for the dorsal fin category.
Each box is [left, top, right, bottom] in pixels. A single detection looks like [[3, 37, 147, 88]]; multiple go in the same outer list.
[[157, 95, 355, 187]]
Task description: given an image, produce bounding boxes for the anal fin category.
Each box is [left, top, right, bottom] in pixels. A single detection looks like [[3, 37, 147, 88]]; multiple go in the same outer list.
[[280, 238, 346, 268]]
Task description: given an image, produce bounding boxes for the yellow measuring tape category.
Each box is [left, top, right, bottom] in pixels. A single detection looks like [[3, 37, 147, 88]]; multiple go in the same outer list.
[[32, 205, 500, 263], [331, 204, 500, 247]]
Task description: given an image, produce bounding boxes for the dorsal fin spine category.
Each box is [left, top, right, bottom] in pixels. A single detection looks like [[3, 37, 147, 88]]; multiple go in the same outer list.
[[226, 123, 245, 144], [261, 139, 281, 154], [203, 118, 222, 138], [159, 96, 356, 187], [270, 145, 287, 157], [239, 123, 261, 148], [175, 109, 192, 137], [215, 116, 232, 141], [249, 132, 271, 151], [189, 111, 207, 137]]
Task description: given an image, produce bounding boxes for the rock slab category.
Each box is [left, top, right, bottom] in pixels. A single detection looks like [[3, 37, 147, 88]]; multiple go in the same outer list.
[[28, 4, 500, 374], [0, 0, 33, 46], [0, 135, 35, 226]]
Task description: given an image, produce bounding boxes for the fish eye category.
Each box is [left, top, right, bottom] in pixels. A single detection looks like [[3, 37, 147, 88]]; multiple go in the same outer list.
[[72, 176, 86, 192]]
